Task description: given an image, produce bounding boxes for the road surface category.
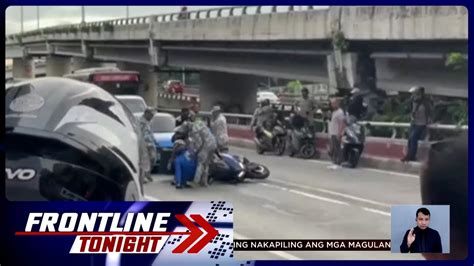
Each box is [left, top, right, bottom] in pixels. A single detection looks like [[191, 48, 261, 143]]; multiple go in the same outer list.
[[144, 146, 424, 260]]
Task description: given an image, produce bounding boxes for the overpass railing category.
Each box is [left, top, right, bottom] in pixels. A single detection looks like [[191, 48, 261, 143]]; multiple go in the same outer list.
[[6, 6, 326, 41], [156, 107, 468, 140]]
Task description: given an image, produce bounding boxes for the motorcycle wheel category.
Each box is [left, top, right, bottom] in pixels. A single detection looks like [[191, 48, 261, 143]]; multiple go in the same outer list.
[[275, 137, 286, 156], [300, 143, 316, 159], [245, 163, 270, 179]]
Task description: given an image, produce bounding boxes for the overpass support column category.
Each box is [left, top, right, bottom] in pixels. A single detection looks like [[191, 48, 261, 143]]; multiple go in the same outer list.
[[327, 52, 376, 91], [45, 56, 72, 77], [117, 62, 159, 108], [12, 57, 35, 79], [200, 71, 260, 114]]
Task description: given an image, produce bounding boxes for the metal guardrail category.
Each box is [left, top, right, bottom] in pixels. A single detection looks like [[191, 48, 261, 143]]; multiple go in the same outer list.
[[157, 107, 468, 140], [6, 6, 326, 40]]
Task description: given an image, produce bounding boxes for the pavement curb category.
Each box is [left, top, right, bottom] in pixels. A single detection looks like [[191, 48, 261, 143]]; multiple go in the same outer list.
[[229, 137, 422, 175]]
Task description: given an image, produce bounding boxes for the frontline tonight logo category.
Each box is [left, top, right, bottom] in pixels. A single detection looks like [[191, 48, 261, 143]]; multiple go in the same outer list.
[[15, 212, 218, 254]]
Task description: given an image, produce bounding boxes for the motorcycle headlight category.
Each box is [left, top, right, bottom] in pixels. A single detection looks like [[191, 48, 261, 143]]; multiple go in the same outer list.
[[239, 163, 245, 170], [238, 171, 245, 178]]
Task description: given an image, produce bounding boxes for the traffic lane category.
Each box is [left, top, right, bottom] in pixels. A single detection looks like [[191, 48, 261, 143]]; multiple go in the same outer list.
[[144, 175, 422, 260], [230, 146, 421, 206]]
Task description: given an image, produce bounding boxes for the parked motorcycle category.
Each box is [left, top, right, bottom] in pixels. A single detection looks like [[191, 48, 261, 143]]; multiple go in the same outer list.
[[288, 113, 317, 159], [290, 126, 317, 159], [342, 118, 365, 168], [254, 120, 287, 156]]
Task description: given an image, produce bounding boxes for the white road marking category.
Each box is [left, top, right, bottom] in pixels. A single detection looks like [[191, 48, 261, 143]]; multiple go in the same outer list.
[[362, 207, 391, 217], [309, 159, 332, 165], [358, 167, 420, 179], [233, 232, 303, 260], [145, 192, 302, 260], [269, 179, 391, 207], [259, 183, 349, 206], [259, 182, 393, 217]]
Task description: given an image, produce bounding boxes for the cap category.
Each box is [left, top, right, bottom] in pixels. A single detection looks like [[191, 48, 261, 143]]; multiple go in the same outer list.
[[211, 105, 221, 114]]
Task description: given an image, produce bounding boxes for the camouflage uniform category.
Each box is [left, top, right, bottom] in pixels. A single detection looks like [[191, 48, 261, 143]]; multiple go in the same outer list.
[[139, 116, 157, 180], [188, 120, 217, 186], [210, 114, 229, 152]]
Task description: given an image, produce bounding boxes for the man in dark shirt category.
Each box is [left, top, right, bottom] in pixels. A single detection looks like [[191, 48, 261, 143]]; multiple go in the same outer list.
[[347, 88, 366, 120], [402, 86, 432, 162], [175, 107, 190, 127], [400, 207, 442, 253]]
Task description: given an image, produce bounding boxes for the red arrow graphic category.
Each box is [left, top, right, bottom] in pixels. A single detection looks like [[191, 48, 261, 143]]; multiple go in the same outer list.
[[173, 214, 202, 253], [188, 214, 219, 253], [172, 214, 219, 253]]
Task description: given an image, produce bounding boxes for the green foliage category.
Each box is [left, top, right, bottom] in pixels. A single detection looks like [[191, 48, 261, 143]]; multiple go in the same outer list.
[[80, 26, 89, 33], [369, 97, 410, 138], [331, 31, 349, 51], [103, 22, 114, 32], [67, 25, 79, 34], [286, 80, 303, 94], [90, 25, 101, 32], [446, 52, 467, 71], [447, 100, 468, 125]]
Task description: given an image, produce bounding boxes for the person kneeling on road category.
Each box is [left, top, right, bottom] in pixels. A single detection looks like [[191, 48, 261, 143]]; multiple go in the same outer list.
[[168, 139, 197, 189]]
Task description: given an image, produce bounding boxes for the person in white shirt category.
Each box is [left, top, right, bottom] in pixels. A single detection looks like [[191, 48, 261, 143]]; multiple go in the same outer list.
[[327, 98, 346, 169], [210, 105, 229, 152]]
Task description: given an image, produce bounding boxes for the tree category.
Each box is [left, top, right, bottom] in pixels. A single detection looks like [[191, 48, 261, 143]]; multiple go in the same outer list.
[[286, 80, 302, 94], [446, 52, 467, 71]]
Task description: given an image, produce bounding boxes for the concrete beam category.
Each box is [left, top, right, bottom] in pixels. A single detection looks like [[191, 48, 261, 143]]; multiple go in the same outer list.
[[12, 58, 35, 79], [5, 45, 24, 59], [375, 57, 468, 98], [52, 43, 84, 57], [341, 6, 468, 40], [151, 9, 331, 41], [166, 50, 329, 83], [25, 43, 49, 56], [91, 44, 154, 65], [45, 56, 72, 77]]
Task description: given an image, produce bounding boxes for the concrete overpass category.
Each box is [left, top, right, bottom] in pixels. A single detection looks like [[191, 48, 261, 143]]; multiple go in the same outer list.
[[5, 6, 468, 111]]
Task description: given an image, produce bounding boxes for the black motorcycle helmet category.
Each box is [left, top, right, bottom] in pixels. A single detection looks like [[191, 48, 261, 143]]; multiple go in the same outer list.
[[5, 77, 144, 201]]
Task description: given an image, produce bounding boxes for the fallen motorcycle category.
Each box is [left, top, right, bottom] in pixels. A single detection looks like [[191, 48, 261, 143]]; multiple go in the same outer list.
[[209, 152, 270, 184]]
